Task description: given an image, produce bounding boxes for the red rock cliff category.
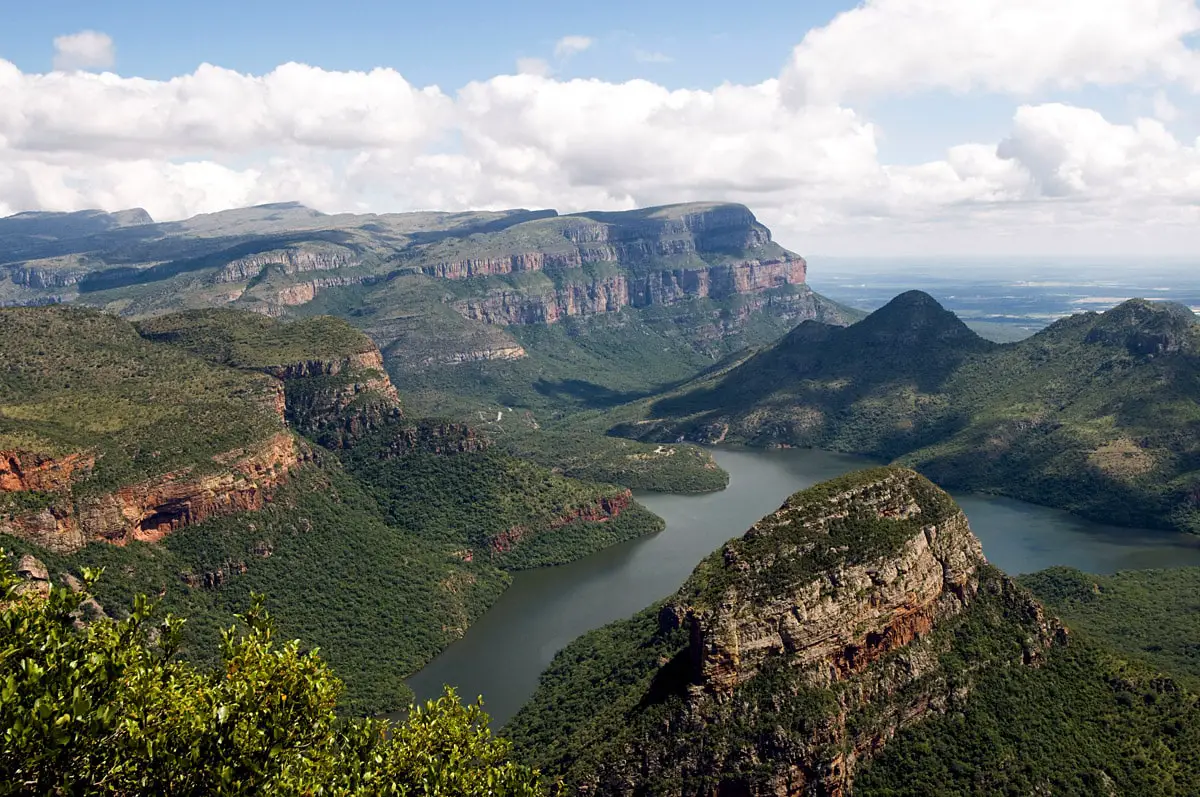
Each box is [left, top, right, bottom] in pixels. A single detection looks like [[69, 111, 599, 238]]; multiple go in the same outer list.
[[1, 432, 307, 554]]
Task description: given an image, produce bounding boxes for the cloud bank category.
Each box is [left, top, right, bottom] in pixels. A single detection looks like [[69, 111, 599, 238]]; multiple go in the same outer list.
[[6, 6, 1200, 255]]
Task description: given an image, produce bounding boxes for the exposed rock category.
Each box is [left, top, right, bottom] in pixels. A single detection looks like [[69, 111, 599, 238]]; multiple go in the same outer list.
[[420, 346, 528, 366], [0, 451, 95, 492], [567, 468, 1065, 796], [0, 432, 307, 554], [373, 420, 490, 457], [271, 349, 404, 448], [12, 554, 50, 599], [16, 554, 48, 582], [212, 246, 359, 284], [454, 258, 807, 326], [490, 490, 633, 554]]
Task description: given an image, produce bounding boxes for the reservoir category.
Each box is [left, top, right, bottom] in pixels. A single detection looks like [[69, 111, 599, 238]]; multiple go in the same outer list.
[[406, 446, 1200, 726]]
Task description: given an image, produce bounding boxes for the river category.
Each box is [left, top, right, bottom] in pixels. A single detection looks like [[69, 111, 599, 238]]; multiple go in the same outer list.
[[405, 447, 1200, 726]]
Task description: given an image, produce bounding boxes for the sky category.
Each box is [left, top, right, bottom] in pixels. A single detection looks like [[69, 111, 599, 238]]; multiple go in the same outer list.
[[3, 0, 1200, 256]]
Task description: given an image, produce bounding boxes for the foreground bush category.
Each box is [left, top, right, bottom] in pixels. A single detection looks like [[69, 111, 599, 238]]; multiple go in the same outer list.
[[0, 556, 547, 795]]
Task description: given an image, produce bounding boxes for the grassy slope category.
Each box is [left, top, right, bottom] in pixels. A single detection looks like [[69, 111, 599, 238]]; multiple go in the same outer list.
[[135, 308, 377, 368], [1022, 566, 1200, 689], [1, 306, 673, 714]]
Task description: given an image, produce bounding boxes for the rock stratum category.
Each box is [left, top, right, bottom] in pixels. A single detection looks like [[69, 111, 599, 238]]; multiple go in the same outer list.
[[0, 202, 856, 416], [0, 306, 407, 552], [507, 467, 1066, 795]]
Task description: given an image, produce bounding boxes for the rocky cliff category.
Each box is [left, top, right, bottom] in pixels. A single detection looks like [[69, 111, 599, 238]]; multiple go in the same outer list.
[[136, 310, 405, 449], [453, 258, 807, 326], [508, 467, 1066, 796], [1, 432, 307, 554]]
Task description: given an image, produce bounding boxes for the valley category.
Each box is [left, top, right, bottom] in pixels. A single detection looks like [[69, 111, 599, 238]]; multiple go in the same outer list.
[[4, 200, 1200, 794]]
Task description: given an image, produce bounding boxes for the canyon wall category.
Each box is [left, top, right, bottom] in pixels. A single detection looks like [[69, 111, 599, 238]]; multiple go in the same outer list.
[[1, 432, 307, 554], [562, 468, 1066, 797]]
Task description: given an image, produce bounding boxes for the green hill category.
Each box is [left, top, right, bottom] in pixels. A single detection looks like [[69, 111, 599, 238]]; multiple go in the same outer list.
[[506, 468, 1200, 795], [609, 293, 1200, 533], [1, 306, 666, 713]]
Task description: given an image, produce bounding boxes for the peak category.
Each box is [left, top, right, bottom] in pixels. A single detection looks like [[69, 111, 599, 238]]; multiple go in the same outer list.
[[882, 290, 945, 311], [687, 466, 973, 610], [1084, 298, 1198, 356], [855, 290, 984, 347]]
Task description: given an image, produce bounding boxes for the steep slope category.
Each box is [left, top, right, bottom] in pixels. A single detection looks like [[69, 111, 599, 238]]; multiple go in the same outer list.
[[0, 201, 858, 418], [0, 306, 303, 552], [612, 294, 1200, 532], [507, 468, 1065, 794], [507, 468, 1200, 795], [136, 309, 403, 447]]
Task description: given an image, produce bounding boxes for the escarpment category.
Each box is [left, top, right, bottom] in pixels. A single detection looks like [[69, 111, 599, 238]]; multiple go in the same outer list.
[[1, 432, 307, 554], [136, 309, 404, 448], [508, 468, 1066, 796]]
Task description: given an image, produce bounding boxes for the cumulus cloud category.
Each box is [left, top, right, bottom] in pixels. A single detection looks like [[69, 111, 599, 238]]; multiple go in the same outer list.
[[781, 0, 1200, 106], [515, 57, 552, 77], [52, 30, 115, 72], [7, 8, 1200, 255], [554, 35, 594, 59]]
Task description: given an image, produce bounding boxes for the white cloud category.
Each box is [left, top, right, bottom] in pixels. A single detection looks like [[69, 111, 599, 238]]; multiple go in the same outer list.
[[52, 30, 115, 72], [781, 0, 1200, 106], [633, 50, 673, 64], [1152, 89, 1180, 122], [554, 35, 594, 59], [7, 10, 1200, 256]]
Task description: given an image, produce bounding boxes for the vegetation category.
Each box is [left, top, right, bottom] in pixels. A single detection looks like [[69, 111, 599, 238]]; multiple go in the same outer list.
[[341, 443, 664, 569], [496, 428, 728, 494], [2, 460, 508, 715], [1022, 566, 1200, 688], [854, 641, 1200, 795], [610, 292, 1200, 533], [0, 306, 283, 495], [135, 308, 377, 369], [0, 558, 548, 795]]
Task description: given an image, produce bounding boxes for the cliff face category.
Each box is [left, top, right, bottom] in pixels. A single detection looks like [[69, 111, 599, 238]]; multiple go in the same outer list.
[[271, 348, 404, 448], [1, 432, 306, 554], [511, 468, 1066, 797], [454, 258, 807, 326]]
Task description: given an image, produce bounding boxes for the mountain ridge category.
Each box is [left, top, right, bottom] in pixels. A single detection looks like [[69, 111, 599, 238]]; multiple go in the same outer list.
[[608, 292, 1200, 533]]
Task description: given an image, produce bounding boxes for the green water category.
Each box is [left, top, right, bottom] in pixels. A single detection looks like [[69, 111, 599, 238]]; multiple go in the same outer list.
[[406, 447, 1200, 726]]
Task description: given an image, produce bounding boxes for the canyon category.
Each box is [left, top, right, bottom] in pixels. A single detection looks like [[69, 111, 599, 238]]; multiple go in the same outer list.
[[508, 467, 1068, 796]]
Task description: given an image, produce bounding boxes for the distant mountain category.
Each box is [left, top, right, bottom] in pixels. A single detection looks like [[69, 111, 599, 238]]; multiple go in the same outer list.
[[0, 201, 859, 416], [610, 293, 1200, 533], [508, 467, 1200, 794]]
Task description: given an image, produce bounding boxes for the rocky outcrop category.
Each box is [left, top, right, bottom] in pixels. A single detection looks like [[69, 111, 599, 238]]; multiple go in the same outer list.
[[269, 349, 404, 448], [419, 346, 528, 366], [569, 468, 1065, 797], [454, 258, 807, 326], [371, 420, 491, 458], [489, 490, 633, 554], [213, 247, 359, 284], [0, 432, 307, 554], [0, 451, 95, 492]]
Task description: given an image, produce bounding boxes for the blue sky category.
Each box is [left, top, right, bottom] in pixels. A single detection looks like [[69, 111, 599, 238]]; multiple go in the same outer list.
[[2, 0, 1200, 255], [1, 0, 1145, 164]]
